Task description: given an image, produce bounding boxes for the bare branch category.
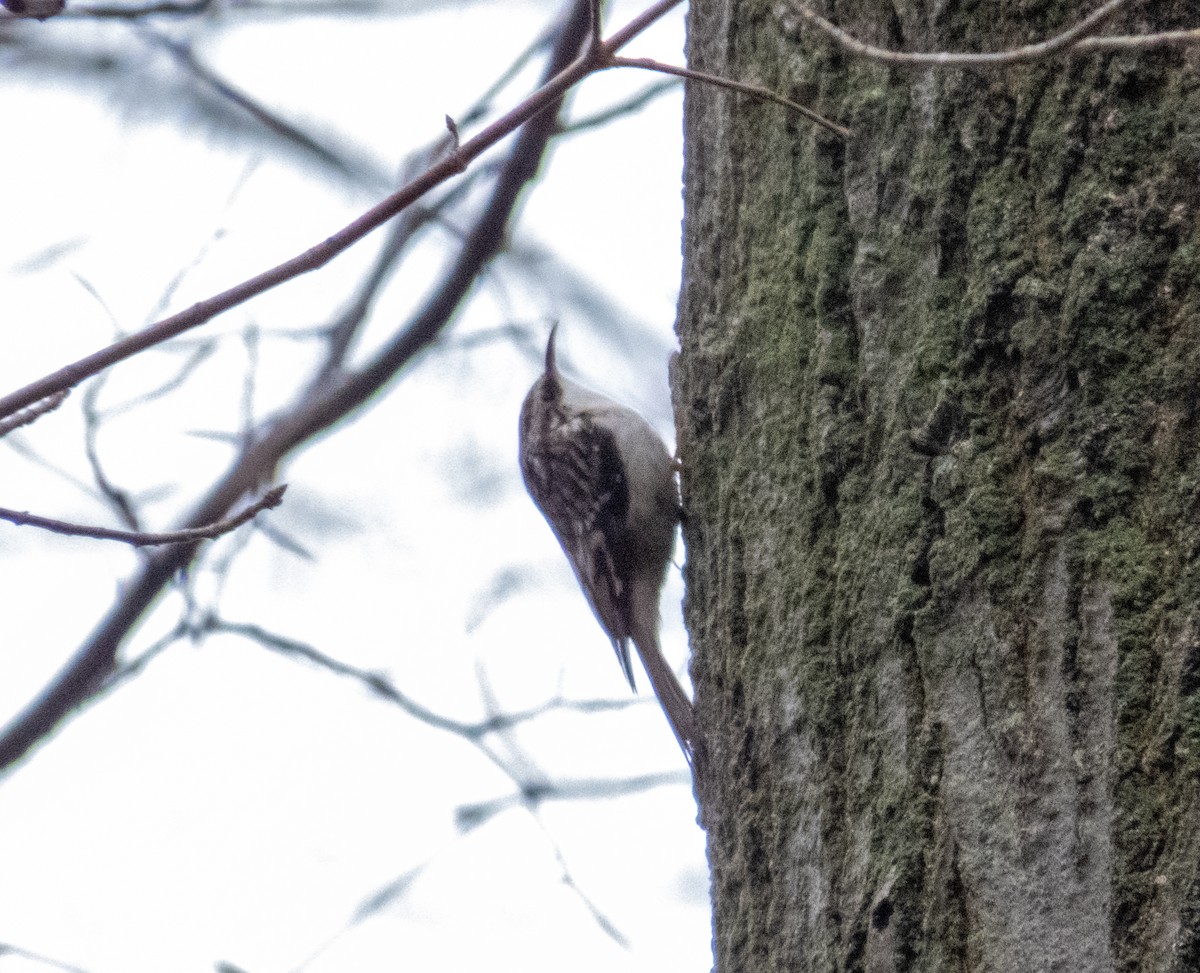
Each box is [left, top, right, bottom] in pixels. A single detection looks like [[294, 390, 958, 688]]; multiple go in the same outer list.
[[313, 160, 481, 382], [777, 0, 1141, 67], [0, 485, 286, 547], [1077, 28, 1200, 52], [211, 617, 640, 738], [280, 864, 433, 973], [95, 342, 218, 418], [1, 431, 105, 502], [456, 770, 691, 827], [82, 377, 143, 532], [560, 78, 680, 135], [277, 698, 672, 973], [0, 0, 684, 425], [312, 25, 555, 380], [135, 26, 369, 183], [539, 817, 631, 949], [611, 54, 850, 139], [0, 389, 68, 438], [214, 618, 491, 737], [103, 619, 191, 691]]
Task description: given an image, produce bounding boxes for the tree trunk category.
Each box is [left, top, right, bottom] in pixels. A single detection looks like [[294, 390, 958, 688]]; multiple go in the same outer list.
[[675, 2, 1200, 971]]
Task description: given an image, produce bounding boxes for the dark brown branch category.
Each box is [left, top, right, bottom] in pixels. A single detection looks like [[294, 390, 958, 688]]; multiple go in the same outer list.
[[610, 54, 850, 139], [777, 0, 1138, 67], [560, 78, 680, 135], [71, 0, 211, 15], [136, 27, 368, 183], [314, 29, 568, 378], [216, 618, 498, 738], [0, 942, 96, 973], [0, 485, 286, 546], [314, 152, 484, 382], [97, 342, 217, 418], [103, 620, 189, 691], [456, 770, 691, 827], [82, 378, 142, 532], [538, 817, 631, 949]]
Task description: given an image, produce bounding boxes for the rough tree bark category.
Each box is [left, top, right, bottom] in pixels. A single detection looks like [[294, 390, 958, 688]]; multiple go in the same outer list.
[[674, 1, 1200, 971]]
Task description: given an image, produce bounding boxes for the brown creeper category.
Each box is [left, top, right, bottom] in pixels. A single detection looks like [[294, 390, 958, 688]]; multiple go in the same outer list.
[[518, 326, 696, 763]]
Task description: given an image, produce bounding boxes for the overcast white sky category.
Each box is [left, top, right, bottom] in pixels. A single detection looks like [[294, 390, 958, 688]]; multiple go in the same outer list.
[[0, 1, 709, 971]]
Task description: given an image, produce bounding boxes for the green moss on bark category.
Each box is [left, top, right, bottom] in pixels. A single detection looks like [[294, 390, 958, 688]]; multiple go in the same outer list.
[[682, 0, 1200, 970]]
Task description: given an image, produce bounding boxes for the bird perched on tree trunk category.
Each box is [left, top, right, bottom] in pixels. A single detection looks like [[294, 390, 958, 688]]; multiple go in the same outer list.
[[518, 325, 697, 766]]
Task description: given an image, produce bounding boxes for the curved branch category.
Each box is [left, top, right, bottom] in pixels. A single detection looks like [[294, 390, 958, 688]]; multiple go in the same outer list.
[[1076, 28, 1200, 52], [610, 55, 849, 138], [212, 618, 641, 739], [778, 0, 1135, 67]]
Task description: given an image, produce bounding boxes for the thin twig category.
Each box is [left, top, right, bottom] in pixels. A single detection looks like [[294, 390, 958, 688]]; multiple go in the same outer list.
[[314, 158, 485, 381], [102, 619, 190, 692], [560, 77, 680, 134], [1077, 28, 1200, 52], [314, 27, 558, 379], [211, 617, 641, 739], [0, 485, 286, 546], [82, 377, 142, 532], [778, 0, 1138, 67], [0, 390, 68, 438], [611, 54, 850, 138]]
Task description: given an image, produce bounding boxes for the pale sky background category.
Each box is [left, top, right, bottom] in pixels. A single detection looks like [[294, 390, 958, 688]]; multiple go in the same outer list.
[[0, 2, 709, 972]]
